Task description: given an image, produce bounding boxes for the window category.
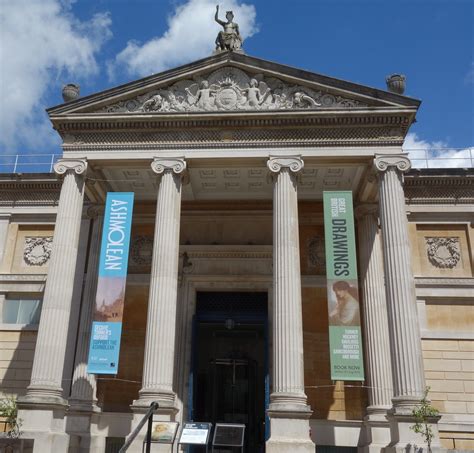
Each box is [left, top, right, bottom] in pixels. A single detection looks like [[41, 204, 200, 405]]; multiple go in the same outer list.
[[2, 297, 42, 325]]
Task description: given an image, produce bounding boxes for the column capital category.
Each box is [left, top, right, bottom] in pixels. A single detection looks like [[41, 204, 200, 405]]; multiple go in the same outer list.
[[54, 158, 88, 176], [355, 203, 379, 220], [374, 153, 411, 173], [267, 155, 304, 174], [151, 157, 186, 175]]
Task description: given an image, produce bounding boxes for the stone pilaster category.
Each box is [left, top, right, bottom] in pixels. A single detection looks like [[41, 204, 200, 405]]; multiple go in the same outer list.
[[375, 154, 441, 452], [0, 214, 11, 266], [20, 158, 87, 407], [68, 206, 104, 412], [356, 204, 393, 452], [266, 156, 314, 452], [134, 157, 186, 410]]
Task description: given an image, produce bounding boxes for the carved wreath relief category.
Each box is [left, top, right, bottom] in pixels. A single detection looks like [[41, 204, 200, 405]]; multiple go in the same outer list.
[[101, 67, 365, 114], [23, 236, 53, 266], [130, 235, 153, 266], [308, 236, 326, 267], [425, 237, 461, 269]]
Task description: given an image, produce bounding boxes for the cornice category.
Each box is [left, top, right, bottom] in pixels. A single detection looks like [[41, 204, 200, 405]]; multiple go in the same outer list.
[[404, 172, 474, 187], [52, 108, 416, 151], [415, 277, 474, 288], [404, 172, 474, 204], [0, 274, 47, 283], [0, 179, 61, 207], [52, 108, 415, 130], [0, 181, 61, 191]]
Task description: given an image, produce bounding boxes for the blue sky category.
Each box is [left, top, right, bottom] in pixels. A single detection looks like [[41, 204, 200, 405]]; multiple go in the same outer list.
[[1, 0, 473, 167]]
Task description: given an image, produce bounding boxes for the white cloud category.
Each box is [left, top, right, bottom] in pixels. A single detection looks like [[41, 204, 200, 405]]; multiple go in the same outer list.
[[0, 0, 112, 152], [465, 61, 474, 85], [403, 132, 473, 168], [109, 0, 258, 79]]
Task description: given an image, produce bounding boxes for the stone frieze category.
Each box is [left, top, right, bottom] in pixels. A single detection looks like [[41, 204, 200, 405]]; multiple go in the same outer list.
[[100, 67, 366, 113]]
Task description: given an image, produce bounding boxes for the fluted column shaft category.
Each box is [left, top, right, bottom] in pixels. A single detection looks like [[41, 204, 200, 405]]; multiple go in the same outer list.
[[375, 154, 425, 410], [356, 206, 393, 412], [267, 156, 310, 414], [24, 158, 87, 405], [136, 158, 186, 408], [69, 208, 104, 410]]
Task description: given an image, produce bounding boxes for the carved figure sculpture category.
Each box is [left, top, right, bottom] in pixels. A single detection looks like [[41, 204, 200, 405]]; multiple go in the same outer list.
[[141, 94, 164, 112], [100, 67, 366, 113], [215, 5, 243, 52], [293, 91, 321, 108], [243, 78, 271, 108], [185, 81, 216, 110]]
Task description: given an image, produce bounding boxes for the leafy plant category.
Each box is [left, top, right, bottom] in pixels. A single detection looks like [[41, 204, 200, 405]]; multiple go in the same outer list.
[[0, 396, 21, 438], [410, 387, 439, 453]]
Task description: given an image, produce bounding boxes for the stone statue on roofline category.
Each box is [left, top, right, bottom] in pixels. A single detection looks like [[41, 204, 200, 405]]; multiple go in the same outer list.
[[214, 5, 243, 52]]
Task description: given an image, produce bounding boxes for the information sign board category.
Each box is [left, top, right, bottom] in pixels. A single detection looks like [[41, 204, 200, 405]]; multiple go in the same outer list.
[[212, 423, 245, 447], [179, 422, 212, 445], [149, 421, 179, 444]]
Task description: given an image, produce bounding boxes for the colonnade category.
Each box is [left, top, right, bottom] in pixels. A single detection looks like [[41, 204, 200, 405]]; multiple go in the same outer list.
[[18, 153, 431, 452]]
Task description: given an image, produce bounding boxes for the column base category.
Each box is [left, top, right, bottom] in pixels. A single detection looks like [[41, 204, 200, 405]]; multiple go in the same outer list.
[[386, 400, 443, 453], [66, 409, 105, 453], [360, 406, 391, 453], [266, 398, 314, 453], [133, 388, 177, 410], [19, 385, 68, 408], [17, 403, 69, 453]]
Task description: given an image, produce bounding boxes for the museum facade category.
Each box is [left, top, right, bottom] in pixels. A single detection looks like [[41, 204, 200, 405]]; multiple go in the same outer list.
[[0, 51, 473, 452]]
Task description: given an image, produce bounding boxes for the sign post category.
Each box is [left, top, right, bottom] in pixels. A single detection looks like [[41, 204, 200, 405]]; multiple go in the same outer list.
[[212, 423, 245, 453], [323, 191, 364, 381], [179, 422, 212, 452]]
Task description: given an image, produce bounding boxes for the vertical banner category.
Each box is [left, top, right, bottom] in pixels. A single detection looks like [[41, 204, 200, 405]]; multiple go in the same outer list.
[[87, 192, 134, 375], [323, 191, 364, 381]]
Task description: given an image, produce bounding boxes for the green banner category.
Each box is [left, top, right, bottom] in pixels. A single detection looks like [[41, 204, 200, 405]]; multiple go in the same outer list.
[[323, 191, 364, 381]]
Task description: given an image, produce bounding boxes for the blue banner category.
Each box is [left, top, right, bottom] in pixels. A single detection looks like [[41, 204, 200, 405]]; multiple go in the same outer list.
[[87, 192, 134, 375]]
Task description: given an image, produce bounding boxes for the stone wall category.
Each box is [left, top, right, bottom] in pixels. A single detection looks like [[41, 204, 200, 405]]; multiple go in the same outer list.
[[423, 339, 474, 450], [0, 331, 36, 397]]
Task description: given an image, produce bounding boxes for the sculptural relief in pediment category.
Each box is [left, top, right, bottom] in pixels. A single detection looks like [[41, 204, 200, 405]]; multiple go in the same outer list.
[[100, 67, 367, 114]]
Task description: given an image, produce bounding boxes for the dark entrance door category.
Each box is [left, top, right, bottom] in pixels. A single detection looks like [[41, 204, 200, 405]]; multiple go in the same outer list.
[[192, 292, 268, 452]]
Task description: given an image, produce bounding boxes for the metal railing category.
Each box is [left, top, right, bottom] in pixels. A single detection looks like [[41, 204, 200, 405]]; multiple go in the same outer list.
[[119, 401, 159, 453], [406, 147, 473, 169], [0, 154, 61, 173]]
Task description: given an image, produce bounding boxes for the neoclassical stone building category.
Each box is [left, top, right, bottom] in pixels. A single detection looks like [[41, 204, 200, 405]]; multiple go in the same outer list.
[[0, 51, 473, 453]]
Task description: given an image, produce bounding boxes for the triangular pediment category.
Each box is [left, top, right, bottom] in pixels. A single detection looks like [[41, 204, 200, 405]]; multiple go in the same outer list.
[[48, 52, 420, 117]]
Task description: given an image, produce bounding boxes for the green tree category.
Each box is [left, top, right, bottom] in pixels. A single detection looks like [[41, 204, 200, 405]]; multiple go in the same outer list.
[[410, 387, 439, 453], [0, 396, 21, 438]]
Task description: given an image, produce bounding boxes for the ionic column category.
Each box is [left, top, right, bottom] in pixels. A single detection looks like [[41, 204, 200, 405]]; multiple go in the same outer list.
[[357, 205, 393, 411], [356, 205, 393, 452], [21, 158, 87, 406], [134, 157, 186, 409], [69, 206, 104, 411], [266, 156, 313, 452], [375, 154, 425, 411]]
